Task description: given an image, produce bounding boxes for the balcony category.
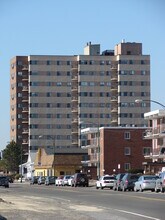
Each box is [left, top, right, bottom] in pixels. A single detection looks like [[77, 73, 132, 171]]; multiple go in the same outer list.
[[110, 86, 118, 92], [81, 138, 98, 149], [22, 86, 28, 91], [22, 96, 28, 102], [90, 153, 99, 163], [111, 108, 118, 113], [72, 108, 78, 113], [22, 117, 28, 123], [22, 75, 28, 81], [144, 126, 165, 139], [22, 107, 28, 112], [22, 139, 28, 145], [72, 96, 78, 102], [71, 129, 78, 134], [71, 87, 78, 92], [144, 149, 165, 160], [111, 96, 117, 102], [72, 76, 78, 81], [111, 66, 117, 71], [22, 128, 29, 134]]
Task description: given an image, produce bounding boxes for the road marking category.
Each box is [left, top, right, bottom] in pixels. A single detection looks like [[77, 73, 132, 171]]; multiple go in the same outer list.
[[115, 209, 161, 220], [116, 193, 165, 202]]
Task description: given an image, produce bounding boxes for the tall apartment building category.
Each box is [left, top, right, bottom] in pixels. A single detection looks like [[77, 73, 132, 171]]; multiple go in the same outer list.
[[10, 41, 150, 154]]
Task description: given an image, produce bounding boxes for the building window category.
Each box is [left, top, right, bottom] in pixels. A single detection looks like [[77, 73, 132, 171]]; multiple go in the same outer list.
[[30, 60, 38, 65], [124, 163, 131, 171], [57, 82, 62, 86], [100, 60, 105, 65], [124, 147, 131, 155], [47, 114, 52, 118], [141, 92, 147, 96], [46, 92, 51, 97], [17, 61, 22, 66], [124, 132, 130, 139], [143, 147, 151, 156], [17, 72, 22, 76], [141, 70, 146, 75], [100, 82, 105, 86]]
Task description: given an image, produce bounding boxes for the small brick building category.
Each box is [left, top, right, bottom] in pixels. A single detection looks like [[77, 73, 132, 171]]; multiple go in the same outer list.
[[82, 127, 152, 179]]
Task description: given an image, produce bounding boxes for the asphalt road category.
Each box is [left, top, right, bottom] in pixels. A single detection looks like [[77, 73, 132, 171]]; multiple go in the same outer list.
[[0, 182, 164, 220]]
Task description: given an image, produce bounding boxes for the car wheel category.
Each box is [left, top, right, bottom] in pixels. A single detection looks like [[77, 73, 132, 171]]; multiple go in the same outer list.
[[117, 186, 120, 191], [140, 186, 143, 192], [100, 184, 103, 190], [96, 186, 99, 189], [134, 186, 137, 192], [155, 186, 159, 193], [122, 186, 126, 192], [161, 187, 165, 193]]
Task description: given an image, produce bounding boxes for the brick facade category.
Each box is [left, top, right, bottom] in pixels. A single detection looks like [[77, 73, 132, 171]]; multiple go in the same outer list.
[[100, 128, 152, 176]]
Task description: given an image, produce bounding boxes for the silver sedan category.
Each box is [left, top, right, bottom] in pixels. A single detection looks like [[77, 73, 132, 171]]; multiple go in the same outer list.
[[134, 175, 158, 192]]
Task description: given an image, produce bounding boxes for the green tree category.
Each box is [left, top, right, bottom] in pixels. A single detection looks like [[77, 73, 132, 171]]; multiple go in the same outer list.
[[2, 141, 22, 173]]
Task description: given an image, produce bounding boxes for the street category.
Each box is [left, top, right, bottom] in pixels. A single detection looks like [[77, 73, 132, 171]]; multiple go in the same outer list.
[[0, 182, 165, 220]]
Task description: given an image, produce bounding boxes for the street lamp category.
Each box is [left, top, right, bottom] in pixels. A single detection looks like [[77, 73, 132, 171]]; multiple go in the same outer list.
[[20, 144, 23, 183], [80, 121, 100, 179], [48, 136, 56, 178], [135, 99, 165, 109]]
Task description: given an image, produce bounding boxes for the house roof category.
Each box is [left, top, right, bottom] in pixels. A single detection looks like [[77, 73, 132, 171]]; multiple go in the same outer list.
[[44, 147, 87, 155]]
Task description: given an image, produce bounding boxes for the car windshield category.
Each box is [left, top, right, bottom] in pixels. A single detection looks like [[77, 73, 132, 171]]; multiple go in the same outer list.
[[130, 175, 139, 180], [104, 176, 114, 180], [144, 176, 157, 180], [0, 177, 6, 180], [65, 176, 71, 179]]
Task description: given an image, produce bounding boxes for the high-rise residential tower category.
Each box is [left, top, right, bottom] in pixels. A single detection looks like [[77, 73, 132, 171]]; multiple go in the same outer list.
[[10, 41, 150, 154]]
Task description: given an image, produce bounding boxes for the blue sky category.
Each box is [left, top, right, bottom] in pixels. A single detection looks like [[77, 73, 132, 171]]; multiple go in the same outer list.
[[0, 0, 165, 150]]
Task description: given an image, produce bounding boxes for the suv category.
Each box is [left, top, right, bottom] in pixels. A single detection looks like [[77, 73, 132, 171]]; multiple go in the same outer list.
[[120, 173, 140, 191], [113, 173, 125, 191], [37, 176, 45, 185], [30, 176, 39, 185], [71, 173, 89, 187], [155, 172, 165, 193], [0, 176, 9, 188], [45, 176, 57, 185]]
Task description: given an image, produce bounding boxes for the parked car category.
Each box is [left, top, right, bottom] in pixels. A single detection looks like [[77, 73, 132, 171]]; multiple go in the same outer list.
[[6, 176, 14, 183], [120, 173, 140, 191], [0, 176, 9, 188], [134, 175, 158, 192], [30, 176, 39, 185], [55, 176, 64, 186], [37, 176, 45, 185], [18, 177, 26, 182], [45, 176, 57, 185], [155, 172, 165, 193], [68, 175, 74, 186], [113, 173, 125, 191], [62, 175, 71, 186], [71, 173, 89, 187], [96, 175, 115, 189]]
